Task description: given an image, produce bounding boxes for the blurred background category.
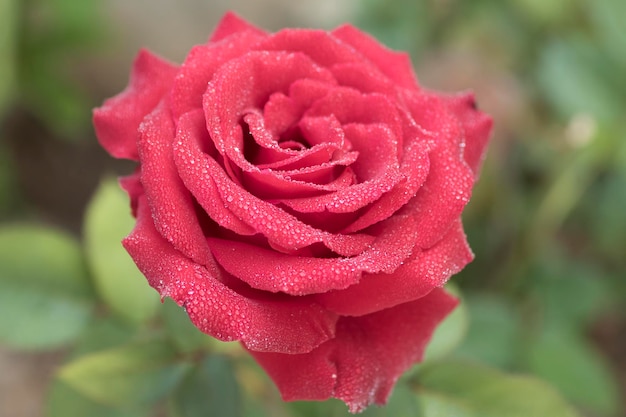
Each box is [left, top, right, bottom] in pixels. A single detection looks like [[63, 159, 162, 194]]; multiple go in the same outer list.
[[0, 0, 624, 416]]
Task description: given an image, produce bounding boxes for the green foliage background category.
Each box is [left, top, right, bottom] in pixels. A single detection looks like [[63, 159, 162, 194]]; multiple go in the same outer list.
[[0, 0, 624, 416]]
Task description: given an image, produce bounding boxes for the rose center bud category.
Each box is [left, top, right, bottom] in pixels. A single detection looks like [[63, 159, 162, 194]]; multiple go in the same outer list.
[[277, 125, 309, 151]]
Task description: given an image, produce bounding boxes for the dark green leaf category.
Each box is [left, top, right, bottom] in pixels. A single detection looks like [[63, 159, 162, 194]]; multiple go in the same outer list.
[[455, 294, 522, 368], [415, 360, 581, 417], [162, 298, 212, 355], [170, 356, 241, 417], [0, 225, 93, 350], [58, 339, 190, 408], [84, 178, 160, 324], [528, 326, 620, 415]]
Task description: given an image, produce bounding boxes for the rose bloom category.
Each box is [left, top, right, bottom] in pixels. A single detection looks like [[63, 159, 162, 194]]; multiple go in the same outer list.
[[94, 12, 491, 412]]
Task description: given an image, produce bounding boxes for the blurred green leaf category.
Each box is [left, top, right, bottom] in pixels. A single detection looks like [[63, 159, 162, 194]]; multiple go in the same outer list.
[[423, 284, 468, 362], [289, 383, 423, 417], [84, 177, 160, 325], [530, 251, 612, 330], [513, 0, 571, 24], [586, 169, 626, 262], [587, 0, 626, 66], [355, 0, 430, 54], [47, 379, 148, 417], [0, 0, 16, 114], [58, 339, 190, 408], [70, 316, 138, 358], [455, 294, 522, 368], [528, 326, 620, 416], [170, 356, 242, 417], [16, 0, 104, 138], [415, 360, 581, 417], [537, 39, 623, 122], [162, 298, 212, 354], [0, 224, 94, 350]]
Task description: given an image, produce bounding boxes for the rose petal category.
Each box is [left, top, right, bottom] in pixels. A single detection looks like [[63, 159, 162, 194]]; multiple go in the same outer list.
[[316, 220, 472, 315], [441, 92, 493, 177], [207, 212, 424, 296], [255, 28, 363, 67], [249, 288, 458, 412], [332, 25, 420, 91], [207, 238, 362, 295], [173, 109, 372, 256], [305, 88, 404, 148], [342, 138, 430, 233], [93, 49, 178, 160], [124, 196, 338, 354], [173, 111, 257, 236], [208, 11, 266, 43], [170, 30, 267, 119], [204, 51, 336, 158], [136, 104, 215, 266], [331, 62, 396, 96], [119, 169, 142, 217], [401, 92, 476, 249]]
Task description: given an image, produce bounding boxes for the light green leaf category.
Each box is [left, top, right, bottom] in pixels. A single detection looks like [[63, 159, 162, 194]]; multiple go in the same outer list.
[[170, 356, 242, 417], [162, 298, 212, 354], [415, 360, 581, 417], [424, 284, 468, 362], [0, 225, 93, 350], [58, 339, 190, 408], [528, 326, 619, 415], [84, 177, 159, 324], [47, 380, 148, 417], [587, 0, 626, 66]]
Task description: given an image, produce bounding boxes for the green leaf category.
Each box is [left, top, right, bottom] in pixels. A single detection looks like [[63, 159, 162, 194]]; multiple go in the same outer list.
[[587, 0, 626, 67], [455, 294, 522, 368], [424, 284, 468, 362], [84, 177, 160, 324], [70, 316, 138, 358], [58, 339, 190, 408], [537, 39, 623, 122], [528, 326, 620, 415], [170, 356, 242, 417], [47, 379, 148, 417], [288, 382, 423, 417], [415, 360, 581, 417], [162, 298, 212, 354], [530, 251, 611, 330], [0, 224, 93, 350]]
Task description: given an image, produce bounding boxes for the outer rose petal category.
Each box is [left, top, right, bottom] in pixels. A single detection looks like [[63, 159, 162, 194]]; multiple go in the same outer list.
[[170, 30, 267, 119], [124, 196, 338, 354], [332, 25, 420, 91], [249, 288, 458, 413], [441, 92, 493, 177], [208, 11, 267, 43], [315, 220, 472, 316], [93, 49, 178, 160], [137, 104, 215, 266]]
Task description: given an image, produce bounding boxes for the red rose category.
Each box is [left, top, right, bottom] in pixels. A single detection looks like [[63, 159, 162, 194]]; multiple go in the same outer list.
[[94, 12, 491, 412]]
